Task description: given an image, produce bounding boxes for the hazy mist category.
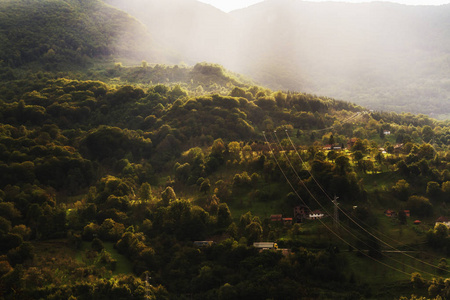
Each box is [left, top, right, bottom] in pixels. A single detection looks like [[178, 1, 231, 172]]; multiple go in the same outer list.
[[105, 0, 450, 116], [198, 0, 450, 13]]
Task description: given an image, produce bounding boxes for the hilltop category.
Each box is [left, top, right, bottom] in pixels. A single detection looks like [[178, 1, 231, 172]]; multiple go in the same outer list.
[[0, 0, 174, 70], [4, 0, 450, 118], [105, 0, 450, 118]]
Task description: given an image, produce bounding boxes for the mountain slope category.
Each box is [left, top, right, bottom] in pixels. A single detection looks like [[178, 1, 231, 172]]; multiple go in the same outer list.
[[0, 0, 173, 68], [104, 0, 450, 117], [0, 69, 449, 298], [231, 0, 450, 116], [3, 1, 450, 298], [2, 0, 450, 115]]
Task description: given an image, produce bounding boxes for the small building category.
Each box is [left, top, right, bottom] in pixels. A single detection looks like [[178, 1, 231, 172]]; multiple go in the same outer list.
[[194, 241, 214, 247], [253, 242, 278, 250], [282, 218, 293, 225], [383, 130, 391, 135], [436, 216, 450, 228], [323, 144, 341, 150], [309, 210, 324, 220], [385, 210, 397, 217], [394, 144, 404, 153], [270, 214, 283, 222], [413, 220, 421, 225], [403, 210, 410, 217]]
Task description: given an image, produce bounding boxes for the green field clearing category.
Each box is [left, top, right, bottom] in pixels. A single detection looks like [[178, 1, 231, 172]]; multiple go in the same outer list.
[[77, 241, 133, 275]]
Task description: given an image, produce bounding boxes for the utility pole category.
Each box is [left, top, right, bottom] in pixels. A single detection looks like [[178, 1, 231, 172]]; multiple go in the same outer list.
[[145, 273, 150, 300], [333, 196, 339, 229]]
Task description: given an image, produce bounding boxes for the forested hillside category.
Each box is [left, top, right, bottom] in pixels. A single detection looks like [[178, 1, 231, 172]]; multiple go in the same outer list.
[[2, 61, 450, 298], [0, 0, 173, 69], [3, 0, 450, 299], [105, 0, 450, 118]]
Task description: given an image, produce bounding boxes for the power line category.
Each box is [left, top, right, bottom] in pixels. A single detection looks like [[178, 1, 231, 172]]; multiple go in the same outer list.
[[332, 195, 339, 229], [269, 131, 442, 277], [277, 130, 446, 274], [263, 131, 414, 277], [264, 132, 450, 276], [305, 111, 364, 133], [282, 129, 443, 268]]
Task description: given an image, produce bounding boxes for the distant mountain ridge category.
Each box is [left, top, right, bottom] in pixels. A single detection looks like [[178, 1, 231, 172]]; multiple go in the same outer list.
[[104, 0, 450, 118], [3, 0, 450, 117]]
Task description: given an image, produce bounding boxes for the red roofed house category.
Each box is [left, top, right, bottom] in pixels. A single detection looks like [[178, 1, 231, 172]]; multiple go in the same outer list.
[[385, 210, 397, 217], [271, 214, 283, 222], [283, 218, 293, 226]]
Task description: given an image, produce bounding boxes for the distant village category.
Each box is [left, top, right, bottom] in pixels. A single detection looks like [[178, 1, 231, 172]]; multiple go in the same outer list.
[[323, 134, 404, 154], [269, 206, 450, 230], [268, 205, 325, 227]]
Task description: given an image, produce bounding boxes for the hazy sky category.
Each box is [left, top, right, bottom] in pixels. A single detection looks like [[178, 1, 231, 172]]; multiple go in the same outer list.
[[198, 0, 450, 12]]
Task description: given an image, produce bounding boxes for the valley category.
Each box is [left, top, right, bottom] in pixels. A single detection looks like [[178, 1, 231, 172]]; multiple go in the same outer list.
[[1, 0, 450, 299]]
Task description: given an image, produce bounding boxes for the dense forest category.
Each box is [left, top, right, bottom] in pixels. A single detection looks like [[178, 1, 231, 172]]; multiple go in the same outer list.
[[0, 0, 174, 69], [3, 0, 450, 299], [2, 62, 450, 298]]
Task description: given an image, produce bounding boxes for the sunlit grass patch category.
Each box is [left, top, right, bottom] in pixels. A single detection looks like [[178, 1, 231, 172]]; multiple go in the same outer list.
[[77, 241, 133, 275]]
